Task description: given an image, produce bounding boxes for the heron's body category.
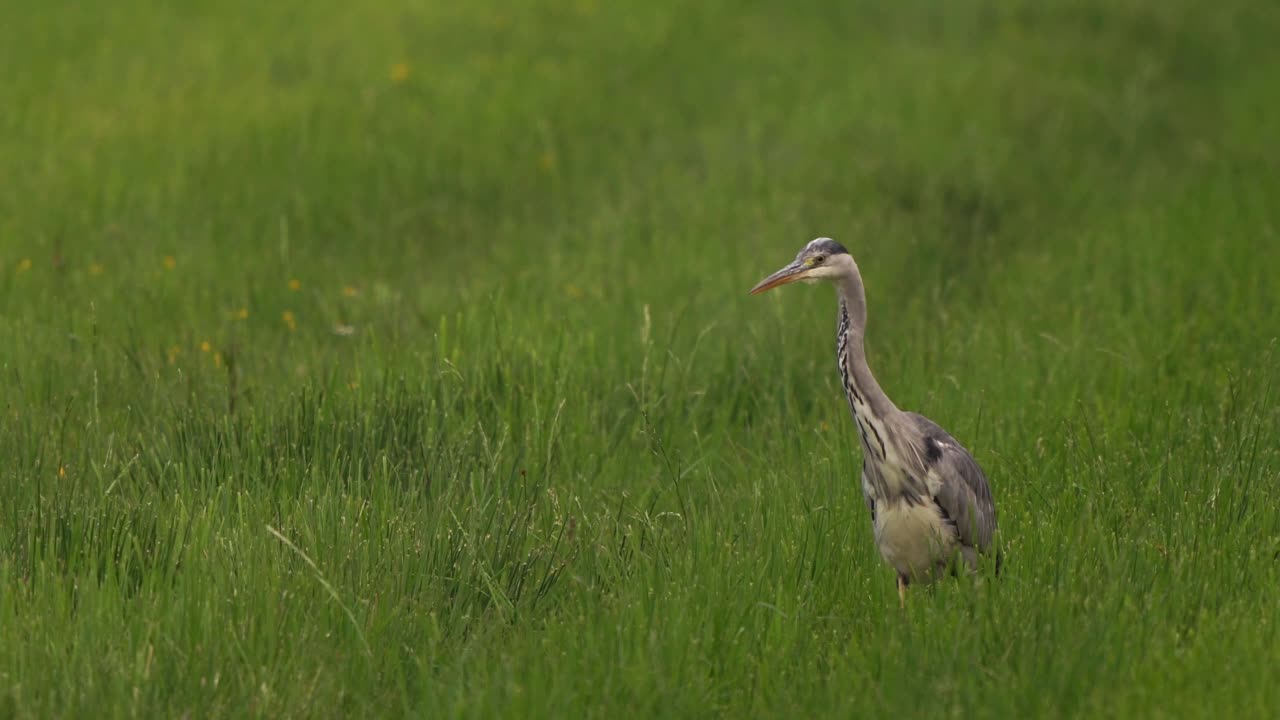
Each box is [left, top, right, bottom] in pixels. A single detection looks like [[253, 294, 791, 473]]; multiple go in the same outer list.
[[873, 490, 965, 581], [751, 238, 999, 605], [859, 414, 986, 582]]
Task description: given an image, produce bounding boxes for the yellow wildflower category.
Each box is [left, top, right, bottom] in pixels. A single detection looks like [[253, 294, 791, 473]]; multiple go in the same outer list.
[[163, 256, 176, 270], [235, 307, 249, 320], [58, 465, 67, 478], [213, 352, 223, 368], [17, 258, 32, 272], [200, 341, 211, 353], [342, 285, 359, 298], [288, 278, 301, 291], [390, 62, 410, 83], [89, 262, 104, 276], [282, 310, 297, 331]]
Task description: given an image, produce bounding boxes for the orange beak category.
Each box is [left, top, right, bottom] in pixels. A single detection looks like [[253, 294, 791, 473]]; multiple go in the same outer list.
[[749, 262, 812, 295]]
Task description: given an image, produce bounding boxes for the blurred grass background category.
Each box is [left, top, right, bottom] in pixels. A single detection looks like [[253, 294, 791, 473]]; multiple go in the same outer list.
[[2, 0, 1279, 717]]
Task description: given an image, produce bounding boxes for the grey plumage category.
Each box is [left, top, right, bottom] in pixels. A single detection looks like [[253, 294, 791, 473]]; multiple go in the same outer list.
[[751, 237, 999, 606], [903, 412, 998, 553]]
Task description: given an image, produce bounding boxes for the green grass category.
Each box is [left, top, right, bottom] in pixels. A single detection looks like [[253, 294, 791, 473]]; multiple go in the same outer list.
[[3, 0, 1280, 716]]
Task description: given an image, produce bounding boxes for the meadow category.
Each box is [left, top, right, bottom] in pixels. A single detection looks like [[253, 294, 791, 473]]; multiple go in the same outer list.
[[2, 0, 1279, 716]]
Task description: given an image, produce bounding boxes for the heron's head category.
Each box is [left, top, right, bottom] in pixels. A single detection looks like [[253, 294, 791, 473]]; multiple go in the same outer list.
[[749, 237, 852, 295]]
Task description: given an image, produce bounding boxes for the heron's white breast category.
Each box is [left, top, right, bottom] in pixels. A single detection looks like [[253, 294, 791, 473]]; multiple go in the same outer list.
[[874, 498, 957, 581]]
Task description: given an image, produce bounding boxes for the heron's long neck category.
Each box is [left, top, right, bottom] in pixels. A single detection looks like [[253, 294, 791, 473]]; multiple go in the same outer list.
[[836, 267, 898, 455]]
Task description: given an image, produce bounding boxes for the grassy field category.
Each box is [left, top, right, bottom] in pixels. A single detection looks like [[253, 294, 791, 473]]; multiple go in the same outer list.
[[3, 0, 1280, 716]]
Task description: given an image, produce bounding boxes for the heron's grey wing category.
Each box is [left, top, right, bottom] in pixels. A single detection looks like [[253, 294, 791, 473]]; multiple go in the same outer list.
[[905, 412, 997, 552]]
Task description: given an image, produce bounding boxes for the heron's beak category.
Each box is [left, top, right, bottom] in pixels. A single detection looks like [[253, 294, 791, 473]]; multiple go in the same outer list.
[[750, 262, 812, 295]]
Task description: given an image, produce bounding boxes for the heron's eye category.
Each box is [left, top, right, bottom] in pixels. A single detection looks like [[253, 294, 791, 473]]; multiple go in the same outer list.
[[813, 255, 825, 265]]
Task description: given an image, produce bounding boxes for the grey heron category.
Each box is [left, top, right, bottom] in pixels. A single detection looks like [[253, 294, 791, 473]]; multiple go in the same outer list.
[[751, 238, 999, 607]]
